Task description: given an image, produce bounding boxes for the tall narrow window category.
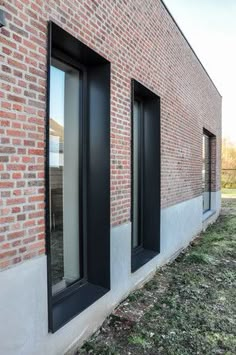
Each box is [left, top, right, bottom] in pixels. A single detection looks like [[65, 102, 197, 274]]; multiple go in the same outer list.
[[131, 80, 160, 272], [49, 60, 81, 294], [47, 22, 110, 332], [202, 132, 211, 212], [132, 100, 142, 249]]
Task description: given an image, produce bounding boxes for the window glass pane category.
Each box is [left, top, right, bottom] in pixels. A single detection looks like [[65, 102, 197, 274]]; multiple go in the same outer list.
[[49, 60, 81, 294], [133, 100, 139, 248], [202, 134, 211, 212]]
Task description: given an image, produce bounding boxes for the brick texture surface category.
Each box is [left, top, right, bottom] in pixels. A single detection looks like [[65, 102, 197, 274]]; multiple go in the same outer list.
[[0, 0, 221, 269]]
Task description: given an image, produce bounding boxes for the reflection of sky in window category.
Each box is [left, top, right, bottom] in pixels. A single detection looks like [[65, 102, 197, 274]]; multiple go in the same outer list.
[[50, 66, 65, 127]]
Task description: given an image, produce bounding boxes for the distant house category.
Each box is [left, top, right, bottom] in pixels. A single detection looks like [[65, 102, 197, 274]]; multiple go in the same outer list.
[[0, 1, 221, 354]]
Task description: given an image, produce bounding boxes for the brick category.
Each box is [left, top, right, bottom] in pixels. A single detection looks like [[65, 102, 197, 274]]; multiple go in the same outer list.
[[0, 0, 221, 272], [12, 207, 21, 213], [0, 181, 13, 188], [0, 250, 17, 259], [12, 256, 22, 264], [7, 129, 26, 137], [0, 146, 16, 154], [7, 230, 24, 240], [17, 214, 26, 221], [12, 172, 22, 179], [7, 94, 26, 104], [6, 197, 26, 205], [6, 164, 26, 171]]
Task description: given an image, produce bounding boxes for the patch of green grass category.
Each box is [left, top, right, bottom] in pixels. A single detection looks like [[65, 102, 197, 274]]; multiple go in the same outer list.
[[79, 341, 120, 355], [222, 188, 236, 198], [222, 188, 236, 194], [128, 335, 151, 349], [184, 251, 216, 264], [78, 207, 236, 355], [126, 290, 143, 302]]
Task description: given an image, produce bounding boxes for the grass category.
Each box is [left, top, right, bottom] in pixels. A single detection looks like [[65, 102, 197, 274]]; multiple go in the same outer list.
[[222, 188, 236, 198], [222, 196, 236, 211], [78, 202, 236, 355]]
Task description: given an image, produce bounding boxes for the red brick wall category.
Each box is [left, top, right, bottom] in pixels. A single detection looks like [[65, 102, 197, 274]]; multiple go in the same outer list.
[[0, 0, 221, 269]]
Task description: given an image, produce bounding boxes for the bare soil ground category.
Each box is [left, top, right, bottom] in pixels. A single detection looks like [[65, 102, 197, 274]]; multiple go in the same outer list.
[[77, 198, 236, 355]]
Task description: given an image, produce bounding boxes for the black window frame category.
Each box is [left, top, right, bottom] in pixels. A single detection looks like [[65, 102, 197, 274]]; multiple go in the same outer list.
[[202, 129, 213, 214], [131, 79, 161, 272], [46, 22, 110, 332]]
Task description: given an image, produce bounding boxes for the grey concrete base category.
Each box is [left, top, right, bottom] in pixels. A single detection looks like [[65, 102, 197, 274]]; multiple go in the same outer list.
[[0, 192, 221, 355]]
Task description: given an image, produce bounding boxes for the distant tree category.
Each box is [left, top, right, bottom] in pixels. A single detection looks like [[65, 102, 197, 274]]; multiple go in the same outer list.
[[222, 138, 236, 169], [222, 138, 236, 188]]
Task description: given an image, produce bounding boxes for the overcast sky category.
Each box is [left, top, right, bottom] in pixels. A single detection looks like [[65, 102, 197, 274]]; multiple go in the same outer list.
[[163, 0, 236, 143]]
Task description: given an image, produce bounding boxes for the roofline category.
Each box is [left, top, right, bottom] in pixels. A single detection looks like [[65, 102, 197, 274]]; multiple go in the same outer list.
[[161, 0, 222, 98]]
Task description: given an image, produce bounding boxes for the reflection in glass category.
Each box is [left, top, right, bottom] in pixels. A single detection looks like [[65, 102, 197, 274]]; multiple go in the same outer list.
[[202, 134, 211, 212], [49, 60, 81, 294]]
